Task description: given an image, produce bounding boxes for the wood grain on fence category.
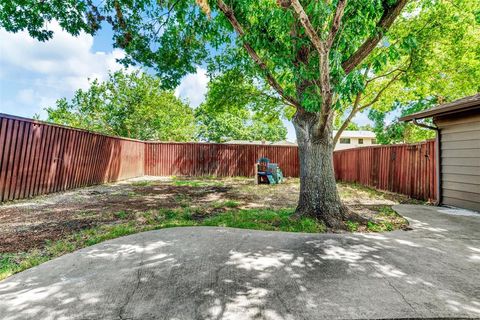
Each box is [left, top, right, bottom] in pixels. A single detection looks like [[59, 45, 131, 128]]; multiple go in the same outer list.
[[144, 142, 299, 177], [0, 114, 144, 202], [333, 140, 437, 202], [0, 113, 437, 202]]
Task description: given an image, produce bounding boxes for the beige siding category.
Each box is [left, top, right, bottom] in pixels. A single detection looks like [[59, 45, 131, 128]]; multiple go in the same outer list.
[[436, 111, 480, 212]]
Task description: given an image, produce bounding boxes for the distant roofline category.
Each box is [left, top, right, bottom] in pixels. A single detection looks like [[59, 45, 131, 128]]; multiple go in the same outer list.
[[399, 94, 480, 122]]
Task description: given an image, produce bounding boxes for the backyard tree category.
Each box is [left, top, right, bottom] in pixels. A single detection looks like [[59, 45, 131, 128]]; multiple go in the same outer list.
[[195, 70, 288, 142], [46, 71, 196, 141], [2, 0, 478, 228], [334, 0, 480, 145]]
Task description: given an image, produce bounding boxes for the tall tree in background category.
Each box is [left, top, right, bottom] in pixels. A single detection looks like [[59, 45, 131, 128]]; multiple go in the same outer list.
[[2, 0, 479, 228], [195, 70, 288, 142], [366, 1, 480, 144], [333, 0, 479, 144], [46, 71, 196, 141]]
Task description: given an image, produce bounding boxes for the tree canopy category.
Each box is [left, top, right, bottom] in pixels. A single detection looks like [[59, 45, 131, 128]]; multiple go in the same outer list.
[[333, 0, 479, 143], [45, 71, 196, 141], [4, 0, 478, 124], [195, 70, 288, 142]]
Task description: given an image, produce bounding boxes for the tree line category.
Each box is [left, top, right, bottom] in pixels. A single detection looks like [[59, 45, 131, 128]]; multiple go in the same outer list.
[[44, 70, 288, 143]]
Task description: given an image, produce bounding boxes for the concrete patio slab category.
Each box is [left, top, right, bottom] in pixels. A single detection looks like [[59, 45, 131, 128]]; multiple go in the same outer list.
[[0, 204, 479, 319]]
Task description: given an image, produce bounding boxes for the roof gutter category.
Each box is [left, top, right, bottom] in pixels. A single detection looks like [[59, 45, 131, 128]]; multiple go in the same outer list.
[[412, 118, 441, 205]]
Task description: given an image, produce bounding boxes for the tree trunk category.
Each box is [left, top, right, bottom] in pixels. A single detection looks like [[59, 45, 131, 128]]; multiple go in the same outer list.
[[292, 111, 348, 229]]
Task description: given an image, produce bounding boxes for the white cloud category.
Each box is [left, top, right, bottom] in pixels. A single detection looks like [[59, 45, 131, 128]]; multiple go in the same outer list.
[[17, 89, 35, 105], [0, 22, 128, 118], [175, 67, 209, 108]]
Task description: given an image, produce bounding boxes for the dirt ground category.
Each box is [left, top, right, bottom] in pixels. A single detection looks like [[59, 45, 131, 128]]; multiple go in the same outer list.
[[0, 176, 418, 253]]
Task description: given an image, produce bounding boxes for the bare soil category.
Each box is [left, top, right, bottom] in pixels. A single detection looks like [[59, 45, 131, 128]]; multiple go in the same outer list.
[[0, 176, 419, 253]]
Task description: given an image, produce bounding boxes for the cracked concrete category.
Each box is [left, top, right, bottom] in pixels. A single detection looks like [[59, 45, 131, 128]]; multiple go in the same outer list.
[[0, 204, 479, 319]]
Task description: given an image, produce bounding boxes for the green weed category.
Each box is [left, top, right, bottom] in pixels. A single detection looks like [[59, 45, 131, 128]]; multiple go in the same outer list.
[[114, 210, 130, 219], [213, 200, 240, 209], [346, 220, 360, 232]]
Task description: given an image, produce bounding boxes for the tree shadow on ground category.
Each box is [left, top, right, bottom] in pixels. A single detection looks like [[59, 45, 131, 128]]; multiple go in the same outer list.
[[1, 207, 479, 320]]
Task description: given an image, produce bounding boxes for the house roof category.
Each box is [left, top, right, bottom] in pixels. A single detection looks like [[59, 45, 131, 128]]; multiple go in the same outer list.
[[224, 140, 263, 145], [399, 94, 480, 122], [333, 130, 376, 138], [222, 132, 377, 145], [271, 140, 297, 146]]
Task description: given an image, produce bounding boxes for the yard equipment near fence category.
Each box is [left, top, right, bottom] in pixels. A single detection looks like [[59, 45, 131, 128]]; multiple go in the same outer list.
[[255, 157, 284, 185]]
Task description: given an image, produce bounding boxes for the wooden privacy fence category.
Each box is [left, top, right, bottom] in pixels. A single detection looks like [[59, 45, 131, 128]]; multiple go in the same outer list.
[[333, 140, 437, 202], [0, 114, 144, 202], [0, 113, 437, 202], [144, 142, 299, 177]]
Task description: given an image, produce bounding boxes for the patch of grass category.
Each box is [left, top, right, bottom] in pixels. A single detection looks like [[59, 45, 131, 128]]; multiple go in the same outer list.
[[372, 206, 408, 232], [378, 206, 397, 217], [346, 220, 360, 232], [224, 200, 240, 208], [0, 252, 49, 280], [172, 180, 222, 187], [83, 224, 138, 246], [198, 175, 217, 180], [171, 177, 223, 187], [173, 194, 191, 208], [213, 200, 240, 209], [114, 210, 131, 220], [203, 209, 325, 233], [131, 181, 153, 187], [367, 220, 395, 232], [0, 223, 144, 280], [339, 182, 386, 199]]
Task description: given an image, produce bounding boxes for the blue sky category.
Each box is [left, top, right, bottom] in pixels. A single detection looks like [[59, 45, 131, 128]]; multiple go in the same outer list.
[[0, 23, 372, 141]]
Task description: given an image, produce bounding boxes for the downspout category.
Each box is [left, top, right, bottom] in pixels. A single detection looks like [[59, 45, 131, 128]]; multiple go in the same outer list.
[[412, 118, 441, 205]]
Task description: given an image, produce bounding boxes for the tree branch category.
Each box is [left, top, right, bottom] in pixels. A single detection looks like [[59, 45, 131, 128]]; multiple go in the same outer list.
[[334, 66, 402, 144], [366, 66, 404, 83], [360, 72, 401, 110], [326, 0, 348, 49], [216, 0, 300, 108], [289, 0, 324, 54], [333, 90, 361, 145], [342, 0, 408, 74]]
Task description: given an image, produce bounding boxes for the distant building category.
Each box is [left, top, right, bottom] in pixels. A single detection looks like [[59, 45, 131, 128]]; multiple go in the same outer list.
[[333, 130, 378, 151], [223, 132, 378, 150]]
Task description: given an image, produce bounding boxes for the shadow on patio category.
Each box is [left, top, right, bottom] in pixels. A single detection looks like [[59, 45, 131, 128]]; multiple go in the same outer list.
[[0, 205, 479, 319]]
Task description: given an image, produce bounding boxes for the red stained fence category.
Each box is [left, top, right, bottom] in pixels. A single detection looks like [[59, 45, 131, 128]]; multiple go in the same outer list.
[[333, 140, 437, 202], [144, 142, 299, 177], [0, 114, 144, 202], [0, 113, 437, 202]]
